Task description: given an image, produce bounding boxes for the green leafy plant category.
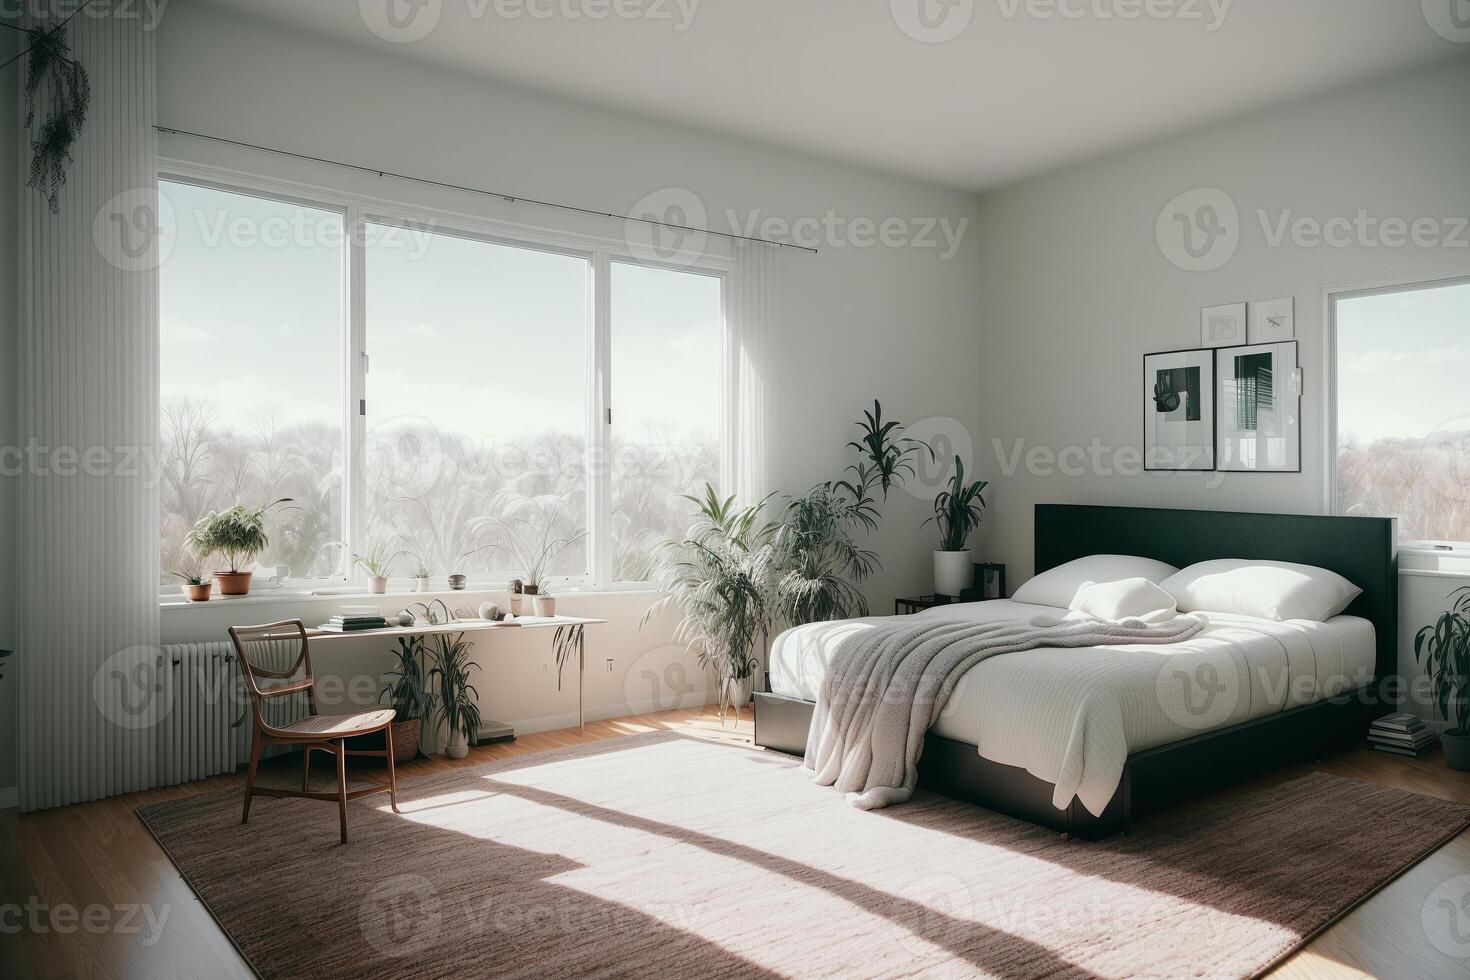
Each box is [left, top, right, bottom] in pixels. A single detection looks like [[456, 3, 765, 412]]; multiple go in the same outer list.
[[846, 399, 932, 500], [352, 540, 403, 579], [771, 483, 878, 626], [169, 570, 205, 587], [1415, 587, 1470, 734], [644, 485, 776, 714], [0, 649, 12, 682], [22, 23, 90, 214], [380, 636, 435, 723], [429, 632, 482, 747], [926, 456, 988, 552], [184, 498, 294, 573]]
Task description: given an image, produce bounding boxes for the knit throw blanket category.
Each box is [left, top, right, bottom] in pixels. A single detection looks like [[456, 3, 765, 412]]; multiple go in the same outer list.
[[803, 613, 1208, 810]]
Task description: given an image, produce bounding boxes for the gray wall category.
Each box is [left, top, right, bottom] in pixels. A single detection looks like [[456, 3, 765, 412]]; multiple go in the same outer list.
[[972, 55, 1470, 579]]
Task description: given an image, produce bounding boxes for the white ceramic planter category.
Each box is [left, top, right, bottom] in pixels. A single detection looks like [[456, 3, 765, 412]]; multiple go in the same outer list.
[[415, 577, 431, 593], [509, 594, 524, 616], [533, 595, 557, 617], [444, 729, 469, 759], [933, 550, 973, 597], [368, 576, 389, 595]]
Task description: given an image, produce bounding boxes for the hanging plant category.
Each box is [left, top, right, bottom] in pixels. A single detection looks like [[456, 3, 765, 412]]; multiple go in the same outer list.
[[22, 24, 91, 214]]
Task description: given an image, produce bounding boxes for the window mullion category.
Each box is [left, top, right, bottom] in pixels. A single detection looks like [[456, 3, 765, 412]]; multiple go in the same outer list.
[[346, 203, 367, 583], [591, 251, 613, 588]]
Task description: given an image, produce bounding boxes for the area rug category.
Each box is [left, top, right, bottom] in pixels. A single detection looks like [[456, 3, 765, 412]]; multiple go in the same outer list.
[[138, 732, 1470, 979]]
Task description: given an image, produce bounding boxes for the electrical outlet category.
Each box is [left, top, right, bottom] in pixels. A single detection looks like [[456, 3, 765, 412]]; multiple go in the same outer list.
[[604, 658, 614, 673]]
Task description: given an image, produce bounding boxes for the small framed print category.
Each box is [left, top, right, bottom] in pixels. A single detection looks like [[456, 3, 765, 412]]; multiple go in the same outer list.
[[1249, 296, 1294, 342], [1216, 340, 1301, 473], [1144, 348, 1215, 471], [1200, 303, 1247, 348]]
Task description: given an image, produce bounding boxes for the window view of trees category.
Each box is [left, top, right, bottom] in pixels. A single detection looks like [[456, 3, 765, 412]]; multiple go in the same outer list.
[[1336, 280, 1470, 544], [159, 182, 723, 588]]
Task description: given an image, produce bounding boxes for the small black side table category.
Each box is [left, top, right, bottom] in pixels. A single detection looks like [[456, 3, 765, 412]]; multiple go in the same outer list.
[[895, 595, 957, 615]]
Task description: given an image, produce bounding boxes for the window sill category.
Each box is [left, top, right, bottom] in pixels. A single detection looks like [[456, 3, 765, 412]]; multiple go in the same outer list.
[[159, 585, 662, 612]]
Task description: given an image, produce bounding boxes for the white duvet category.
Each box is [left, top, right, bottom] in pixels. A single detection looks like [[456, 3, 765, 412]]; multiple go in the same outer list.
[[768, 599, 1376, 816]]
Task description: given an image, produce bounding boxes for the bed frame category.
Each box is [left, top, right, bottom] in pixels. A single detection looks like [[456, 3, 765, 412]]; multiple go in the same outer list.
[[753, 504, 1398, 839]]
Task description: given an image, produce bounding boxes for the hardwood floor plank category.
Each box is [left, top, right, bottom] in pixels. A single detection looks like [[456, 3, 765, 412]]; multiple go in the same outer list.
[[2, 704, 1466, 979]]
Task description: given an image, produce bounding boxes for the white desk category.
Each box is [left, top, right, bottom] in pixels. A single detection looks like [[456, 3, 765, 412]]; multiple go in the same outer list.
[[305, 615, 607, 735]]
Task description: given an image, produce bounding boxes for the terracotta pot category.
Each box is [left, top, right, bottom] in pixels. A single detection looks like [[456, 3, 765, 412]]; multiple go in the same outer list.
[[184, 582, 212, 602], [390, 718, 421, 763], [533, 594, 556, 617], [369, 576, 389, 595], [214, 570, 252, 596]]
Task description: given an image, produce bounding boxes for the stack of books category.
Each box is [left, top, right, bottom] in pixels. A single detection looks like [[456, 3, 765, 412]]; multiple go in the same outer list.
[[317, 608, 389, 633], [1367, 713, 1437, 757]]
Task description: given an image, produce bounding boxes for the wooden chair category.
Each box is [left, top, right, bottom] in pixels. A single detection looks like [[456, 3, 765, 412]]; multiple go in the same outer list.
[[228, 620, 401, 844]]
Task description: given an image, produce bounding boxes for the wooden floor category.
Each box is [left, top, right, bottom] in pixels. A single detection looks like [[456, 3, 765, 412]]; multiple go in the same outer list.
[[2, 705, 1466, 980]]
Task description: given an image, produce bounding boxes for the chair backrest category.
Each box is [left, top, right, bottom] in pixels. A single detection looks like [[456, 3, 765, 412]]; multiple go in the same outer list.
[[228, 620, 316, 725]]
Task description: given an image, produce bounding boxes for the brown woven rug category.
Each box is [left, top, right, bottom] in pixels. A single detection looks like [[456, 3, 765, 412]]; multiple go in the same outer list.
[[138, 731, 1470, 979]]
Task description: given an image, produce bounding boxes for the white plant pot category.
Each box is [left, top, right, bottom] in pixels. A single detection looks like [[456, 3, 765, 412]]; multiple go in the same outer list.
[[933, 550, 973, 597], [509, 594, 524, 616], [533, 595, 557, 617], [415, 577, 431, 593], [368, 576, 389, 595], [444, 729, 469, 759]]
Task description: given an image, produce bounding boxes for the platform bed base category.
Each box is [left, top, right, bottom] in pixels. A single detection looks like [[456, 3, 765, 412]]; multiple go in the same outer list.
[[753, 690, 1377, 840]]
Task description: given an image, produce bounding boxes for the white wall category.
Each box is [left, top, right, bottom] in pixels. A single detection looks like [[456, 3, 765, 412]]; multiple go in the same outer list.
[[1, 27, 19, 803], [150, 2, 984, 730], [970, 54, 1470, 704]]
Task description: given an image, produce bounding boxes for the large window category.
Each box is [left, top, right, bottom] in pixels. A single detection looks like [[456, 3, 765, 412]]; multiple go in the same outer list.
[[1335, 278, 1470, 543], [158, 180, 346, 584], [158, 176, 727, 590]]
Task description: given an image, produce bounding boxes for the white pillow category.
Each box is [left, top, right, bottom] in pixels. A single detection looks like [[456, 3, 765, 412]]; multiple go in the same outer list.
[[1068, 577, 1179, 623], [1161, 559, 1361, 622], [1013, 555, 1180, 609]]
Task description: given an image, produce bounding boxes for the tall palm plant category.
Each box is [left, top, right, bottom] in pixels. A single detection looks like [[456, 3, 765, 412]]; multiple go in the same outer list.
[[644, 485, 776, 719], [770, 483, 879, 626]]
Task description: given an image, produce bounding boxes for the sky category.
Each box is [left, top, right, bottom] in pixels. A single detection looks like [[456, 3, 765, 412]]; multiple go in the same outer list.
[[1336, 280, 1470, 445], [159, 180, 723, 450]]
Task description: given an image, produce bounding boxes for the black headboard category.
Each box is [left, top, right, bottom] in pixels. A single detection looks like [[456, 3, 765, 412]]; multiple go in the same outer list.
[[1034, 504, 1398, 679]]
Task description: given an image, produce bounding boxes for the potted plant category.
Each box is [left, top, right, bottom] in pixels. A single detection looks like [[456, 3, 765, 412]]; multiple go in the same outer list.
[[1415, 586, 1470, 770], [533, 587, 557, 617], [508, 578, 525, 616], [184, 498, 293, 596], [925, 456, 988, 597], [170, 570, 212, 602], [379, 635, 434, 763], [353, 541, 400, 595], [412, 564, 432, 593], [429, 632, 481, 759], [470, 492, 586, 598], [645, 484, 776, 721]]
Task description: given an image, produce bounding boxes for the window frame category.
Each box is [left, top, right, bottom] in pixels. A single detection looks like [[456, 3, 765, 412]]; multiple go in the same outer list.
[[158, 159, 734, 596], [1323, 263, 1470, 549]]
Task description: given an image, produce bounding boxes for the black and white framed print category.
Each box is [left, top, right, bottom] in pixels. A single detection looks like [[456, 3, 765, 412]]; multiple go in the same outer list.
[[1200, 302, 1247, 347], [1248, 296, 1295, 342], [1216, 340, 1301, 472], [1144, 348, 1215, 471]]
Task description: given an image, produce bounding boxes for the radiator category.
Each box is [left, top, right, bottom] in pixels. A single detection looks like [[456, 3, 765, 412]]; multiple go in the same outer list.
[[158, 639, 309, 787]]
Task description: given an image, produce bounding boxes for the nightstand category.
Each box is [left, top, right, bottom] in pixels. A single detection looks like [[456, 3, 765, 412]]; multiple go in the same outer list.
[[895, 595, 959, 615], [896, 562, 1007, 614]]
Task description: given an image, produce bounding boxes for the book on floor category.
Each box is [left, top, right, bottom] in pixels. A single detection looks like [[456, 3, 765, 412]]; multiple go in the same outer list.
[[1370, 712, 1425, 733]]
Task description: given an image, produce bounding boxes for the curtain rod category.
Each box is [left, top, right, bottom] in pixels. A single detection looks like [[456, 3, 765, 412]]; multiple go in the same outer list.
[[154, 125, 817, 254]]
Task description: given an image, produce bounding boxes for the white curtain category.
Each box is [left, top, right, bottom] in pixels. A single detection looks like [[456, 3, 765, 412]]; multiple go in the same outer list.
[[724, 241, 777, 508], [17, 13, 160, 810]]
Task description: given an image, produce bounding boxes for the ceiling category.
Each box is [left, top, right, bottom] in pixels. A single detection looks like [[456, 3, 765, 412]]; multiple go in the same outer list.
[[194, 0, 1463, 191]]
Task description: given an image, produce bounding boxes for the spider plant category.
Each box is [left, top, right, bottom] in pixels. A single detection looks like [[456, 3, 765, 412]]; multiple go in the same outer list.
[[184, 498, 294, 573], [846, 399, 932, 500], [644, 484, 776, 718], [926, 456, 988, 552], [351, 539, 403, 579], [470, 491, 586, 591], [429, 632, 481, 755]]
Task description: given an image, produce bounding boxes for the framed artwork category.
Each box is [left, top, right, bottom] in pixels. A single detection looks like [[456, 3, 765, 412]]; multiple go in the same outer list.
[[1249, 296, 1295, 342], [1200, 302, 1247, 347], [1144, 348, 1215, 471], [1216, 340, 1301, 472]]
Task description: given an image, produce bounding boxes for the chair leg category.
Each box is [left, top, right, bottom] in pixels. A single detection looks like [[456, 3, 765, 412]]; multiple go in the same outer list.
[[384, 724, 401, 814], [302, 746, 312, 792], [242, 732, 262, 825], [336, 739, 349, 845]]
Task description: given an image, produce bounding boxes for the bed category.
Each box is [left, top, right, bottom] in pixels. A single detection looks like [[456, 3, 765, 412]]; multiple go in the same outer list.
[[753, 504, 1398, 838]]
